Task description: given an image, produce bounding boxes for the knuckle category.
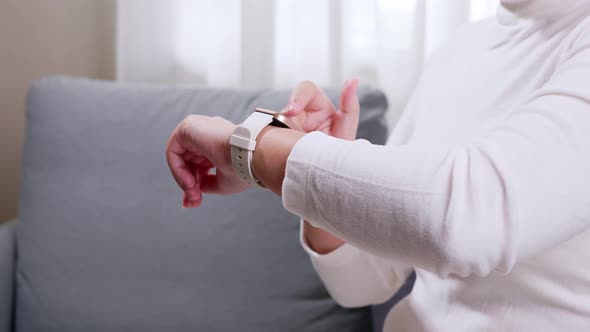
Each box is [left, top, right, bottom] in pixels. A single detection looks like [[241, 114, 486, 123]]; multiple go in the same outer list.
[[180, 115, 194, 129], [179, 117, 194, 139]]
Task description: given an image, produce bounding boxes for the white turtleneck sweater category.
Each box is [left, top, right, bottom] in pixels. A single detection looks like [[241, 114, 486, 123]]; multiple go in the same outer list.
[[281, 1, 590, 331]]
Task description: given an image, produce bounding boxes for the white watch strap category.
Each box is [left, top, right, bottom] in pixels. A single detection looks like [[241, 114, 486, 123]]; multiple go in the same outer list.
[[230, 112, 274, 186]]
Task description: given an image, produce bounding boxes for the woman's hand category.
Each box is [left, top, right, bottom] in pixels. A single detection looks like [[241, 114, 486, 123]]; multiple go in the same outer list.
[[284, 79, 360, 254], [283, 78, 360, 139], [165, 115, 250, 208]]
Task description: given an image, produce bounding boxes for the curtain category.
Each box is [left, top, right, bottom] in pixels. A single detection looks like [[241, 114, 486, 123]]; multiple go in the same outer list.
[[116, 0, 497, 123]]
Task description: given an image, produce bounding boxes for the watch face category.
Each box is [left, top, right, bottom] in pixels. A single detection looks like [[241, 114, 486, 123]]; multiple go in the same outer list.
[[255, 108, 303, 132], [255, 108, 279, 116]]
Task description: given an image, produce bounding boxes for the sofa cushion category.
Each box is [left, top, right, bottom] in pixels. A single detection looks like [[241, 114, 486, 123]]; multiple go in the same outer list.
[[17, 77, 388, 332]]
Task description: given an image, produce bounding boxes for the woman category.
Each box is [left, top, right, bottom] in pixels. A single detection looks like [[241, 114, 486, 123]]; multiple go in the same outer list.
[[165, 1, 590, 330]]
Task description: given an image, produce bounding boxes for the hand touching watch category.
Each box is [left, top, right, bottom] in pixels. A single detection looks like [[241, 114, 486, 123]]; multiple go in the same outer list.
[[283, 78, 360, 140], [165, 78, 360, 212], [282, 79, 360, 254]]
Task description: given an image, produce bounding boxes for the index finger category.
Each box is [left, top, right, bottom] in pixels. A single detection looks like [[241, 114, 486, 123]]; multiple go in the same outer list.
[[284, 80, 335, 116]]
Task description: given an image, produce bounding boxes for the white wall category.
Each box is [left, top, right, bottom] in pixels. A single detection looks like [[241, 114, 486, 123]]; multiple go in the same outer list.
[[0, 0, 115, 222]]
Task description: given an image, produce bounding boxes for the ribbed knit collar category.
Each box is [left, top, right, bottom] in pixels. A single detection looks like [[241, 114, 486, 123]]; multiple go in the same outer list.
[[497, 0, 590, 25]]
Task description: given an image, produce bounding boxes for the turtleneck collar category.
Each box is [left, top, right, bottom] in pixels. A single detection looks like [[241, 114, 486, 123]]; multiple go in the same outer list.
[[497, 0, 590, 25]]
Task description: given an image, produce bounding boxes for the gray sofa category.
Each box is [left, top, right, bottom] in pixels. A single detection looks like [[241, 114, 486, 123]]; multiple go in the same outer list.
[[0, 77, 412, 332]]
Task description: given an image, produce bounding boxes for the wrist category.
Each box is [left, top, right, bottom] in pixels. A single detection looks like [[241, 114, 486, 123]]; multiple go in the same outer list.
[[251, 126, 305, 195], [303, 221, 345, 254]]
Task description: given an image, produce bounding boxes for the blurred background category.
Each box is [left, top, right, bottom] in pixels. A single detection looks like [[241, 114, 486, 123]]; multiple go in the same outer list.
[[0, 0, 497, 223]]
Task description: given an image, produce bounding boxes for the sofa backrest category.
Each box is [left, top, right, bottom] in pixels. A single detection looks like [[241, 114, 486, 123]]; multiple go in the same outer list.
[[16, 77, 389, 332]]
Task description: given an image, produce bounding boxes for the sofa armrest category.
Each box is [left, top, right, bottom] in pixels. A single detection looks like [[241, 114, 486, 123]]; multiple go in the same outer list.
[[0, 220, 16, 332]]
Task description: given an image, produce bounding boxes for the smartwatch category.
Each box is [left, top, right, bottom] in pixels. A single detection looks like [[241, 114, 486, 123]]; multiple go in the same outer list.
[[229, 108, 301, 187]]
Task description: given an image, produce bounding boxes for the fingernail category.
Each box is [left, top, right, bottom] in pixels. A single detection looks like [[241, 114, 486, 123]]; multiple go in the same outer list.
[[288, 101, 300, 113], [287, 103, 299, 112], [290, 96, 302, 109]]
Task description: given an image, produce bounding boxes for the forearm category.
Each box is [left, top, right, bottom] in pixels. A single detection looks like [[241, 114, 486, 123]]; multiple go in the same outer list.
[[279, 130, 508, 277], [303, 221, 345, 254], [252, 127, 345, 254]]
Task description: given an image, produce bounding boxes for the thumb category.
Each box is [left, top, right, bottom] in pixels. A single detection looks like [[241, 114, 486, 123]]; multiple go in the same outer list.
[[332, 78, 360, 140]]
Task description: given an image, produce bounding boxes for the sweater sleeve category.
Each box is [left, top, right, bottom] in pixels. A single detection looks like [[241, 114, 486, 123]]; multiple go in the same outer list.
[[298, 221, 411, 307], [282, 33, 590, 278]]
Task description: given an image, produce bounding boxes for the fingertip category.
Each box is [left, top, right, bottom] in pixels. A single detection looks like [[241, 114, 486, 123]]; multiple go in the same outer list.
[[282, 108, 299, 117], [350, 78, 359, 91], [341, 78, 359, 97], [340, 78, 360, 114], [186, 187, 202, 201], [182, 192, 202, 208], [192, 198, 203, 208], [344, 78, 359, 92]]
